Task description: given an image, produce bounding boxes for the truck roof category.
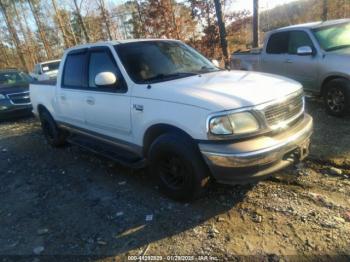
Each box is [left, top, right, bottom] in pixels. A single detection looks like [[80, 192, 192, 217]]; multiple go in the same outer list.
[[65, 39, 179, 52], [273, 18, 350, 32], [38, 59, 61, 65]]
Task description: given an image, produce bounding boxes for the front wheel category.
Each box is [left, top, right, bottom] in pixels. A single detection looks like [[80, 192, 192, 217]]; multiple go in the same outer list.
[[39, 110, 67, 147], [323, 79, 350, 117], [148, 133, 211, 201]]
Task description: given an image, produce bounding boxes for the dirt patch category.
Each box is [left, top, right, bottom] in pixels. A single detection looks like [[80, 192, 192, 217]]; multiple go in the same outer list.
[[0, 98, 349, 261]]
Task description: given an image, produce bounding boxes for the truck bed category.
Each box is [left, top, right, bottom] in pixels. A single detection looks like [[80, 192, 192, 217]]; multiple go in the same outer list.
[[29, 81, 57, 116]]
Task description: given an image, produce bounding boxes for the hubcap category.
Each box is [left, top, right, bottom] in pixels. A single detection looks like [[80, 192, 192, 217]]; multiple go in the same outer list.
[[158, 155, 188, 190], [327, 88, 345, 113]]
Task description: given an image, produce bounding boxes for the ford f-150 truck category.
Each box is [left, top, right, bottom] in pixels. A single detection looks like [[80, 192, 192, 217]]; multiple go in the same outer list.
[[30, 39, 313, 200], [231, 19, 350, 117]]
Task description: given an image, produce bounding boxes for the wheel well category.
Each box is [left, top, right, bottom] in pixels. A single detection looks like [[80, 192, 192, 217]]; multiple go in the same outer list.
[[37, 104, 48, 115], [321, 76, 349, 96], [143, 124, 194, 156]]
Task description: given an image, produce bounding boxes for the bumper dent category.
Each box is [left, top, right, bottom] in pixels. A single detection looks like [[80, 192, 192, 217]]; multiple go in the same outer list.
[[199, 114, 313, 184]]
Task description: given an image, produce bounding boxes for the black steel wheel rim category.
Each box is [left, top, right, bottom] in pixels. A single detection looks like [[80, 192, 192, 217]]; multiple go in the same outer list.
[[157, 154, 189, 190], [327, 88, 345, 113]]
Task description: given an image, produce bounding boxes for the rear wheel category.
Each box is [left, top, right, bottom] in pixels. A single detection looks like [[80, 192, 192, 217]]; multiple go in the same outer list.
[[323, 79, 350, 117], [39, 110, 67, 147], [148, 133, 211, 201]]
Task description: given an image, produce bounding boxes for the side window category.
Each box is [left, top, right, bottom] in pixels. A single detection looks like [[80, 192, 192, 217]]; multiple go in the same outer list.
[[88, 49, 124, 91], [62, 51, 87, 88], [266, 32, 289, 54], [288, 31, 314, 54]]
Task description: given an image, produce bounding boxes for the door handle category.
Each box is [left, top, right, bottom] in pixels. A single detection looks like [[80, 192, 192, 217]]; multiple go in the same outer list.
[[86, 97, 95, 105], [133, 104, 143, 111], [285, 59, 293, 63], [60, 95, 66, 101]]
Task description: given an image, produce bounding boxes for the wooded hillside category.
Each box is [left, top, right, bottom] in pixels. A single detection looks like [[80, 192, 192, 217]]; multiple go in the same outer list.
[[0, 0, 349, 71]]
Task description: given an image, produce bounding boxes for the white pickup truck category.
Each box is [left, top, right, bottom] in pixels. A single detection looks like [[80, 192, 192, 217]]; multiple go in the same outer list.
[[31, 59, 61, 81], [30, 39, 313, 200]]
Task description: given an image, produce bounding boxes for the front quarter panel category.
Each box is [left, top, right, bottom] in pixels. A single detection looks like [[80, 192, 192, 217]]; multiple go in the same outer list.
[[132, 96, 210, 146]]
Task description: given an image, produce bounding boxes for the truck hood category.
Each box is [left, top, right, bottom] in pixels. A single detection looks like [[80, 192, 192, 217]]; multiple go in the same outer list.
[[138, 70, 302, 111], [326, 47, 350, 56]]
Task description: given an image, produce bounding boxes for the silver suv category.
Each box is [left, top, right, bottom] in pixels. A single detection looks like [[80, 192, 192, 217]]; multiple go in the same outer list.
[[231, 19, 350, 116]]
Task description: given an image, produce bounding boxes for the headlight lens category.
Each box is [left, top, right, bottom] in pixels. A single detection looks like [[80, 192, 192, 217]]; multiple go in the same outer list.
[[209, 112, 259, 136], [0, 94, 6, 100]]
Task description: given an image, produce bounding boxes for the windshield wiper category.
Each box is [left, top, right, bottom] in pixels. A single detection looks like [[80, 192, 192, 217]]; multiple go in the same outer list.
[[144, 72, 197, 83], [325, 44, 350, 52]]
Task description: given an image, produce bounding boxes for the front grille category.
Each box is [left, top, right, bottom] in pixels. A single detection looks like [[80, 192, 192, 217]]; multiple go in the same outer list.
[[264, 92, 303, 127], [7, 91, 31, 105]]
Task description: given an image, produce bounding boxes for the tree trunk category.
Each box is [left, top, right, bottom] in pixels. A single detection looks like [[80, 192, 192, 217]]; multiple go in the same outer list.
[[0, 41, 10, 68], [51, 0, 70, 48], [73, 0, 90, 43], [97, 0, 112, 40], [213, 0, 229, 67], [252, 0, 259, 48], [20, 1, 39, 64], [27, 0, 53, 59], [169, 0, 180, 39], [322, 0, 328, 21], [0, 0, 28, 71]]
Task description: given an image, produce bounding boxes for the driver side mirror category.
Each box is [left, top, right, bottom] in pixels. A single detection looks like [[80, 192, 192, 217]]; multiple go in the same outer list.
[[212, 59, 220, 67], [95, 72, 118, 87], [297, 46, 313, 56]]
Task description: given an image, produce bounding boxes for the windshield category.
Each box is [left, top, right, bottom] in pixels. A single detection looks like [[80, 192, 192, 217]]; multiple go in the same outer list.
[[0, 71, 31, 87], [313, 22, 350, 51], [115, 41, 219, 83], [41, 61, 60, 72]]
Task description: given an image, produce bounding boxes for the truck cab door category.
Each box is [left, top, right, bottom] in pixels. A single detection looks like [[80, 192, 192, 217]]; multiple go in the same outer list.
[[261, 31, 289, 77], [83, 46, 131, 141], [55, 49, 87, 128], [284, 30, 319, 91]]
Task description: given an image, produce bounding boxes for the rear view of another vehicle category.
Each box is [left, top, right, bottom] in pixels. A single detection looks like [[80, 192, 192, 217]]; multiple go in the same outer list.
[[32, 60, 60, 81], [0, 69, 32, 120]]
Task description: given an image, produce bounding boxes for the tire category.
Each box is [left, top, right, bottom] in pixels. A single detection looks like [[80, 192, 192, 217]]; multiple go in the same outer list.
[[148, 133, 211, 201], [39, 110, 67, 147], [323, 79, 350, 117]]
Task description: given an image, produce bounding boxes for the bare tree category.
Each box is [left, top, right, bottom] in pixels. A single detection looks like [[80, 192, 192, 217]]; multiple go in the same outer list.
[[322, 0, 328, 21], [27, 0, 53, 59], [51, 0, 70, 48], [73, 0, 90, 42], [96, 0, 112, 40], [213, 0, 229, 66], [0, 0, 28, 70]]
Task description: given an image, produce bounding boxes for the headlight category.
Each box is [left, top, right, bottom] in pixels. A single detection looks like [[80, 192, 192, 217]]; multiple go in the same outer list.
[[209, 112, 260, 136], [0, 94, 6, 100]]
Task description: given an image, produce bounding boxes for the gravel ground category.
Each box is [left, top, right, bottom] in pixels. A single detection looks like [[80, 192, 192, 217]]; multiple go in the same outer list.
[[0, 97, 349, 261]]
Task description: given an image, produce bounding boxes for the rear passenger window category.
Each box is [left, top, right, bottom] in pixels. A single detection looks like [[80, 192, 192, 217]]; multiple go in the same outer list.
[[62, 52, 87, 88], [266, 32, 289, 54]]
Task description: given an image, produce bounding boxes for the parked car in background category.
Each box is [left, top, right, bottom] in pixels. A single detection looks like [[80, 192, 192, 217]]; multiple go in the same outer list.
[[30, 39, 312, 200], [231, 19, 350, 116], [0, 69, 33, 120], [31, 59, 61, 81]]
